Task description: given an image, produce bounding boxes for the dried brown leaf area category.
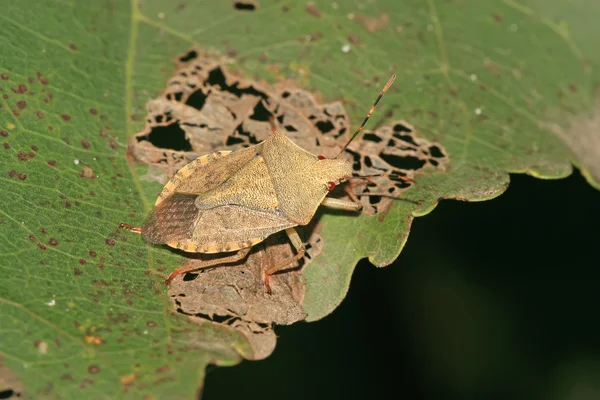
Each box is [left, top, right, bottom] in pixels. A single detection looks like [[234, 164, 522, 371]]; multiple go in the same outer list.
[[169, 233, 312, 360], [129, 48, 448, 357]]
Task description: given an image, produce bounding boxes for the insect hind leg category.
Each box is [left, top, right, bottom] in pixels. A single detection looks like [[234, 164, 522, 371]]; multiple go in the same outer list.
[[165, 246, 252, 285], [263, 228, 306, 294]]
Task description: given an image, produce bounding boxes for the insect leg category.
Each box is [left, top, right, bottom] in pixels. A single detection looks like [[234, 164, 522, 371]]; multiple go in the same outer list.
[[263, 228, 306, 294], [118, 223, 141, 233], [165, 246, 252, 285], [320, 197, 362, 212]]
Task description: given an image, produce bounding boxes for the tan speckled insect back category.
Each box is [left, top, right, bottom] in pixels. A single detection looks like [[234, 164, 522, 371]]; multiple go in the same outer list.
[[141, 128, 354, 254], [121, 74, 397, 288]]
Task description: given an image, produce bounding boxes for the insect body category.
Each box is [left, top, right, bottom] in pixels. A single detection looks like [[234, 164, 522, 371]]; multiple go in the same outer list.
[[121, 74, 399, 287]]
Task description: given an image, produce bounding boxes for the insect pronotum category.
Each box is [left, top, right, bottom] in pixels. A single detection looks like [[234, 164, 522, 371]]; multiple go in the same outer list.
[[120, 74, 409, 291]]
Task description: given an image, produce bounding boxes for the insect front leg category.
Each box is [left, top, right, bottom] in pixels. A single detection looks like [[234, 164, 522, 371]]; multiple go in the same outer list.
[[118, 223, 142, 233], [165, 246, 252, 285], [320, 196, 362, 212], [263, 228, 306, 294]]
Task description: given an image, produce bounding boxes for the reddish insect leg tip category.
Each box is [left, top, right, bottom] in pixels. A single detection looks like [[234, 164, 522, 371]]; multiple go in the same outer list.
[[263, 273, 273, 295], [118, 222, 142, 233]]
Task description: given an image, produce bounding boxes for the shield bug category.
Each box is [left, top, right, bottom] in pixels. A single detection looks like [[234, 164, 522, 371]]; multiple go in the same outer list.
[[121, 74, 409, 289]]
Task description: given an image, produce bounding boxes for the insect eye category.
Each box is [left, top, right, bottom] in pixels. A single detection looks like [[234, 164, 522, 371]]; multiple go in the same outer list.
[[326, 181, 336, 191], [317, 155, 326, 160]]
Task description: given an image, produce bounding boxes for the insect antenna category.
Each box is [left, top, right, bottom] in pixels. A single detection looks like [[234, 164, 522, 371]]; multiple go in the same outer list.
[[336, 73, 397, 158]]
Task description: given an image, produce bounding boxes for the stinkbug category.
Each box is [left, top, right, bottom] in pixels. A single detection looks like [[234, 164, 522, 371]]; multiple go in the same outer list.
[[121, 74, 410, 289]]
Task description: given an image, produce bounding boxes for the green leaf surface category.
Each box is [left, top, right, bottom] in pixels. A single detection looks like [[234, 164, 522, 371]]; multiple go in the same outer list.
[[1, 0, 598, 397]]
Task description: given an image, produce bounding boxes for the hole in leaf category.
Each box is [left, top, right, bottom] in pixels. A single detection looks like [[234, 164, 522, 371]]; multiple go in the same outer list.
[[379, 154, 427, 170], [137, 124, 192, 151], [206, 67, 268, 100], [315, 120, 335, 134], [182, 272, 198, 281], [345, 149, 362, 171], [185, 89, 208, 110], [249, 100, 273, 122], [363, 133, 383, 143], [194, 312, 232, 324], [166, 92, 184, 102], [235, 124, 260, 144], [233, 1, 258, 11], [429, 145, 445, 158], [392, 133, 418, 146], [226, 136, 246, 146], [179, 50, 198, 63], [0, 389, 17, 399], [393, 123, 412, 133]]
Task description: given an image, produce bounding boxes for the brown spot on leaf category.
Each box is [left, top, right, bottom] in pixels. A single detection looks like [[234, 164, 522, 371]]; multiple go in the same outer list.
[[47, 160, 57, 167], [17, 151, 30, 161], [81, 139, 91, 149], [80, 166, 94, 179], [74, 267, 82, 276], [79, 259, 87, 265], [14, 84, 27, 94], [37, 72, 49, 85], [0, 130, 8, 137], [146, 321, 156, 327], [105, 238, 115, 246], [61, 114, 71, 121], [84, 335, 102, 345], [155, 365, 170, 374], [38, 243, 47, 250], [8, 170, 27, 180], [31, 145, 39, 152], [28, 234, 37, 241], [120, 373, 137, 387], [90, 108, 98, 115], [492, 12, 503, 23], [109, 139, 118, 149], [89, 250, 97, 257], [305, 2, 321, 18], [348, 33, 360, 44], [48, 238, 59, 246], [88, 365, 100, 374], [40, 227, 48, 234], [306, 31, 323, 42], [0, 73, 8, 80], [3, 143, 10, 150], [16, 100, 26, 109], [354, 13, 390, 33], [69, 43, 77, 51]]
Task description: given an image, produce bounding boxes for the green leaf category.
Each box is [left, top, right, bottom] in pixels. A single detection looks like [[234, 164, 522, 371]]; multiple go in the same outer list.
[[1, 0, 598, 397]]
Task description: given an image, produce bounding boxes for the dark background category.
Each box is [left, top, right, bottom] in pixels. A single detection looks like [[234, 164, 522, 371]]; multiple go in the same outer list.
[[203, 170, 600, 400]]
